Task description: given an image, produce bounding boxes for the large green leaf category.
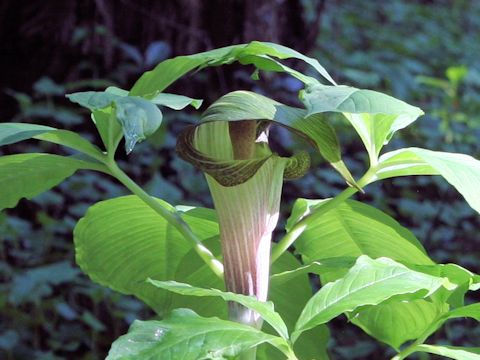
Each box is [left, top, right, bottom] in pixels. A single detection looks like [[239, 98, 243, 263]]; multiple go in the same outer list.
[[352, 299, 449, 350], [376, 147, 480, 214], [0, 123, 104, 160], [299, 84, 424, 163], [147, 280, 289, 340], [130, 41, 335, 98], [0, 153, 100, 210], [292, 199, 433, 279], [202, 90, 357, 187], [74, 196, 219, 315], [106, 309, 294, 360], [293, 256, 449, 341], [414, 345, 480, 360], [0, 123, 54, 146]]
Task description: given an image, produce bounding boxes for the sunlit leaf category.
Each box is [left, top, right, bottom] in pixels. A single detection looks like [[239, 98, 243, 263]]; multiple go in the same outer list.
[[106, 309, 293, 360], [147, 280, 289, 339], [293, 256, 448, 341], [376, 147, 480, 214], [74, 196, 219, 315], [415, 344, 480, 360]]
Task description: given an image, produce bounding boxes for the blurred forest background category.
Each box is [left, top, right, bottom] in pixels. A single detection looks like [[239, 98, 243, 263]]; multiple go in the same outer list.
[[1, 0, 479, 359]]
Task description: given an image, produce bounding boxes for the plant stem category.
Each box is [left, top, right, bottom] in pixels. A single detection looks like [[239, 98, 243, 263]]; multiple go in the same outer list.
[[106, 160, 224, 279], [270, 167, 377, 263]]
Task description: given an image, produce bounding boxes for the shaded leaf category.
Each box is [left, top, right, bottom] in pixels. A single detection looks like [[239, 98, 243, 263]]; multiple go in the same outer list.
[[351, 299, 449, 350], [130, 41, 336, 98], [0, 154, 99, 210], [0, 123, 54, 146]]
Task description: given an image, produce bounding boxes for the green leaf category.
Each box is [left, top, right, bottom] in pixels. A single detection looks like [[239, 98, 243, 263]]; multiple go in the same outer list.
[[376, 147, 480, 214], [415, 345, 480, 360], [146, 280, 289, 340], [270, 257, 356, 286], [130, 41, 335, 98], [113, 96, 163, 154], [351, 299, 449, 350], [292, 199, 433, 282], [33, 130, 104, 160], [412, 303, 480, 346], [151, 93, 203, 110], [0, 123, 54, 146], [299, 84, 423, 164], [202, 90, 357, 187], [74, 196, 219, 315], [293, 256, 448, 341], [106, 309, 294, 360], [268, 250, 330, 360], [0, 154, 97, 210], [0, 123, 104, 160], [66, 91, 121, 111]]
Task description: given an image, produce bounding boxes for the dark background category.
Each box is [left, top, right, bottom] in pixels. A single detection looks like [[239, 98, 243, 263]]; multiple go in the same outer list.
[[1, 1, 479, 359]]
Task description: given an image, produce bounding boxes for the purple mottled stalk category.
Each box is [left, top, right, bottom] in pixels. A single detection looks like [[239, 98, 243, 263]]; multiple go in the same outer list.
[[207, 158, 285, 328]]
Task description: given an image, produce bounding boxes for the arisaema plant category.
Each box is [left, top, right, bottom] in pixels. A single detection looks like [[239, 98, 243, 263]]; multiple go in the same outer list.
[[1, 42, 480, 360]]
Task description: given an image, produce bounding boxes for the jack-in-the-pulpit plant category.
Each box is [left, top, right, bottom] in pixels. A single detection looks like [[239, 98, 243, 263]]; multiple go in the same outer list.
[[1, 42, 480, 360]]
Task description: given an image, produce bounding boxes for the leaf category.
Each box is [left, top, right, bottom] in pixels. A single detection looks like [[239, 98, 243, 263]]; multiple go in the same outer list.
[[106, 309, 294, 360], [66, 91, 121, 111], [376, 147, 480, 214], [202, 90, 357, 187], [415, 345, 480, 360], [292, 199, 434, 282], [74, 196, 219, 315], [114, 96, 163, 153], [351, 299, 449, 350], [299, 84, 423, 163], [147, 280, 289, 340], [0, 123, 103, 160], [0, 154, 97, 210], [292, 256, 448, 341], [130, 40, 335, 98], [270, 257, 356, 286], [33, 130, 104, 159], [151, 93, 203, 110], [0, 123, 54, 146], [267, 250, 330, 360]]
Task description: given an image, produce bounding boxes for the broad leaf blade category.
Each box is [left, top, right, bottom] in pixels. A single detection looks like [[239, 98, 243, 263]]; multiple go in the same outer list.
[[0, 154, 94, 210], [147, 280, 289, 340], [74, 196, 219, 315], [377, 147, 480, 214], [292, 199, 433, 278], [351, 299, 449, 350], [106, 309, 293, 360], [33, 130, 104, 159], [130, 41, 335, 97], [415, 345, 480, 360], [0, 123, 54, 146], [293, 256, 448, 341], [300, 84, 423, 163]]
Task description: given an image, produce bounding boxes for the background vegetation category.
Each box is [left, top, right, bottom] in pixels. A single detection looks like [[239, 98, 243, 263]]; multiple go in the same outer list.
[[1, 1, 479, 359]]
